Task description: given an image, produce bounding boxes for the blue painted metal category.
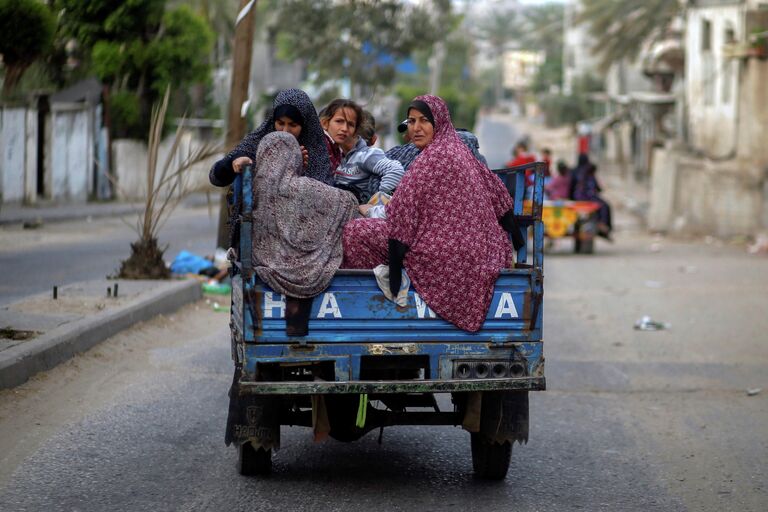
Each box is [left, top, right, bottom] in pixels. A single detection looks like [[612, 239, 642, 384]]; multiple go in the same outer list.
[[240, 270, 540, 344], [232, 162, 546, 394]]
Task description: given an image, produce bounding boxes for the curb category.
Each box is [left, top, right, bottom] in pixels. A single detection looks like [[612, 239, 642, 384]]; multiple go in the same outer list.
[[0, 205, 142, 226], [0, 280, 202, 390], [0, 193, 213, 226]]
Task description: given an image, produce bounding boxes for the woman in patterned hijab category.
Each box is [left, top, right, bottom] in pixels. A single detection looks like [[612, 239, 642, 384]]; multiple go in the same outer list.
[[209, 88, 332, 249], [342, 95, 522, 332], [252, 131, 357, 298]]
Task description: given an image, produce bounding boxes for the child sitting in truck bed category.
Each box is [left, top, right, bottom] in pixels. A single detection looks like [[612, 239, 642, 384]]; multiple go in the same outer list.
[[334, 110, 405, 205]]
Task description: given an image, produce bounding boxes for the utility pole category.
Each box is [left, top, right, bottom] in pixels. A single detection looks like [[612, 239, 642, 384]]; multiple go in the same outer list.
[[216, 0, 258, 249]]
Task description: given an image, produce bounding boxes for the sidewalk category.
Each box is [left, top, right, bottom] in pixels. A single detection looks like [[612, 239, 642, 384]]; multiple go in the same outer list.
[[0, 192, 216, 226], [0, 278, 203, 389]]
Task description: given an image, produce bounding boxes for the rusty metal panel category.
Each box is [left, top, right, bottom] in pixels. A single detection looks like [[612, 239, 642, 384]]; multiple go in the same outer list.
[[239, 376, 545, 395]]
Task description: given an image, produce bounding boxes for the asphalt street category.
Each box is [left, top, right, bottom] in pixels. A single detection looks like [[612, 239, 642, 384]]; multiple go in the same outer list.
[[1, 204, 766, 511], [0, 204, 219, 306]]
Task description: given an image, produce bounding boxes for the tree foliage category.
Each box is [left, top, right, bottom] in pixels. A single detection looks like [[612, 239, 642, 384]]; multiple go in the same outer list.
[[272, 0, 446, 91], [56, 0, 214, 138], [397, 23, 481, 130], [577, 0, 680, 71], [519, 3, 564, 93], [0, 0, 56, 96]]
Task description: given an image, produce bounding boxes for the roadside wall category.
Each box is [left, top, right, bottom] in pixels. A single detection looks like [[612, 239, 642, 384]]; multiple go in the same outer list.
[[0, 107, 37, 204], [650, 146, 764, 236], [113, 133, 218, 200]]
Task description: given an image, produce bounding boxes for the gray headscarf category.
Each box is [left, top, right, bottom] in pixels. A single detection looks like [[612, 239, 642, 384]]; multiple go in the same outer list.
[[252, 132, 357, 298]]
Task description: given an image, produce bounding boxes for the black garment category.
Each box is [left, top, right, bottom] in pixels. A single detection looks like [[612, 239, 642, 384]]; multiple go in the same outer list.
[[285, 296, 314, 337], [407, 100, 435, 126], [388, 238, 409, 296], [500, 209, 525, 251]]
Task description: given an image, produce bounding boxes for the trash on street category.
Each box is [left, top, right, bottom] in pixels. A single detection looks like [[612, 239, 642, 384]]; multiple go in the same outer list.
[[634, 315, 671, 331]]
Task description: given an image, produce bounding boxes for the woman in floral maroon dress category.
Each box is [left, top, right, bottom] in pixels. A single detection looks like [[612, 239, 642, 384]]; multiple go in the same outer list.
[[342, 95, 523, 332]]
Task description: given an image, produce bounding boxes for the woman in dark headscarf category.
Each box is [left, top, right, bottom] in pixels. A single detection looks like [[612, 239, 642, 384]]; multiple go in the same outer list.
[[209, 88, 332, 248], [569, 154, 612, 239], [341, 95, 523, 332]]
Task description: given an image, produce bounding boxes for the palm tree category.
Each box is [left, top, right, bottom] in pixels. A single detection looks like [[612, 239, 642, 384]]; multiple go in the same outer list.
[[577, 0, 680, 71], [117, 88, 220, 279]]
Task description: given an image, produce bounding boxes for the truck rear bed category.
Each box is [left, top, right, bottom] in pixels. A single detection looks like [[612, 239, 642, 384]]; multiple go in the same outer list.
[[229, 163, 546, 395]]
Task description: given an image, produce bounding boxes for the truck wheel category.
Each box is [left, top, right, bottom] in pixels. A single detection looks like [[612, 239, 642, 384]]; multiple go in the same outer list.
[[470, 433, 512, 480], [575, 237, 594, 254], [238, 442, 272, 476]]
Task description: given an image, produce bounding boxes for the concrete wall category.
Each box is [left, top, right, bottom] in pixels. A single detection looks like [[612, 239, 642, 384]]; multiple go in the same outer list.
[[113, 132, 217, 201], [676, 156, 763, 236], [0, 107, 38, 204], [648, 146, 679, 232], [685, 6, 743, 158]]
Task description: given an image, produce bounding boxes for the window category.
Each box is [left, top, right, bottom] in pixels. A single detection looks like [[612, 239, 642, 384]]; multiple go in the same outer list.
[[702, 19, 712, 51], [702, 19, 714, 105], [722, 27, 736, 104]]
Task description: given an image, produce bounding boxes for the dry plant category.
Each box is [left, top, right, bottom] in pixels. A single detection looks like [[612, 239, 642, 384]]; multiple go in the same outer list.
[[117, 87, 221, 279]]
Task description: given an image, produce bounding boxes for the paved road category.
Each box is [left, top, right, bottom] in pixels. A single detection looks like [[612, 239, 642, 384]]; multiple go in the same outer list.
[[0, 204, 219, 306], [474, 114, 520, 169], [1, 203, 766, 511]]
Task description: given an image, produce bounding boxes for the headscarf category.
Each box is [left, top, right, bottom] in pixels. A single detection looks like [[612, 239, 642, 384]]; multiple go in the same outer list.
[[252, 132, 357, 298], [273, 104, 303, 126], [407, 100, 435, 126], [226, 88, 332, 185], [387, 95, 513, 332], [569, 153, 592, 200]]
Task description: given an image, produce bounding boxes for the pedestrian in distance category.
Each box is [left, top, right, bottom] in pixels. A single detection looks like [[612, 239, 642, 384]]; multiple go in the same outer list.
[[545, 160, 571, 201]]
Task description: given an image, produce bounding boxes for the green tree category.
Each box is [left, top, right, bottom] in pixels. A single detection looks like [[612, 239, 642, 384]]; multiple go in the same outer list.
[[272, 0, 446, 92], [0, 0, 56, 97], [577, 0, 680, 71], [56, 0, 214, 138], [393, 13, 482, 131], [476, 8, 517, 105], [520, 3, 565, 94]]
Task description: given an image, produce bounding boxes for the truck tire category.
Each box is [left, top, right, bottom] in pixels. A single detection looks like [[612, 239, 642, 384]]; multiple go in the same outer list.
[[238, 442, 272, 476], [575, 237, 594, 254], [471, 433, 512, 480]]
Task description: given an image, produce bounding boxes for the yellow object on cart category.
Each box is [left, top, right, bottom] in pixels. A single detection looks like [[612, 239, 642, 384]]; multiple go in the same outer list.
[[523, 200, 600, 239]]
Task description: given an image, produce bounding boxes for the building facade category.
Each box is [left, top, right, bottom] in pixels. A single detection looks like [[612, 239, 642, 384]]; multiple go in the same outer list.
[[649, 0, 768, 235]]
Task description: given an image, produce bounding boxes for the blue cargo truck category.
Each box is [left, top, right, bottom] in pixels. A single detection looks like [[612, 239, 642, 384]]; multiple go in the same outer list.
[[228, 162, 546, 479]]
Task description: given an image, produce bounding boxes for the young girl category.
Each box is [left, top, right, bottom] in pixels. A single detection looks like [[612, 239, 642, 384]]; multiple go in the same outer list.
[[335, 110, 405, 206], [319, 99, 362, 175]]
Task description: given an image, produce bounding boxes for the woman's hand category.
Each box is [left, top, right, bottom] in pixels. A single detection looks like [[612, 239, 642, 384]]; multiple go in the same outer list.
[[301, 145, 309, 167], [232, 156, 253, 173], [358, 204, 371, 216]]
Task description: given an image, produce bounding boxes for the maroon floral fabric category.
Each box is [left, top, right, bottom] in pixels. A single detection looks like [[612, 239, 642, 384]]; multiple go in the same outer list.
[[342, 95, 513, 332]]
